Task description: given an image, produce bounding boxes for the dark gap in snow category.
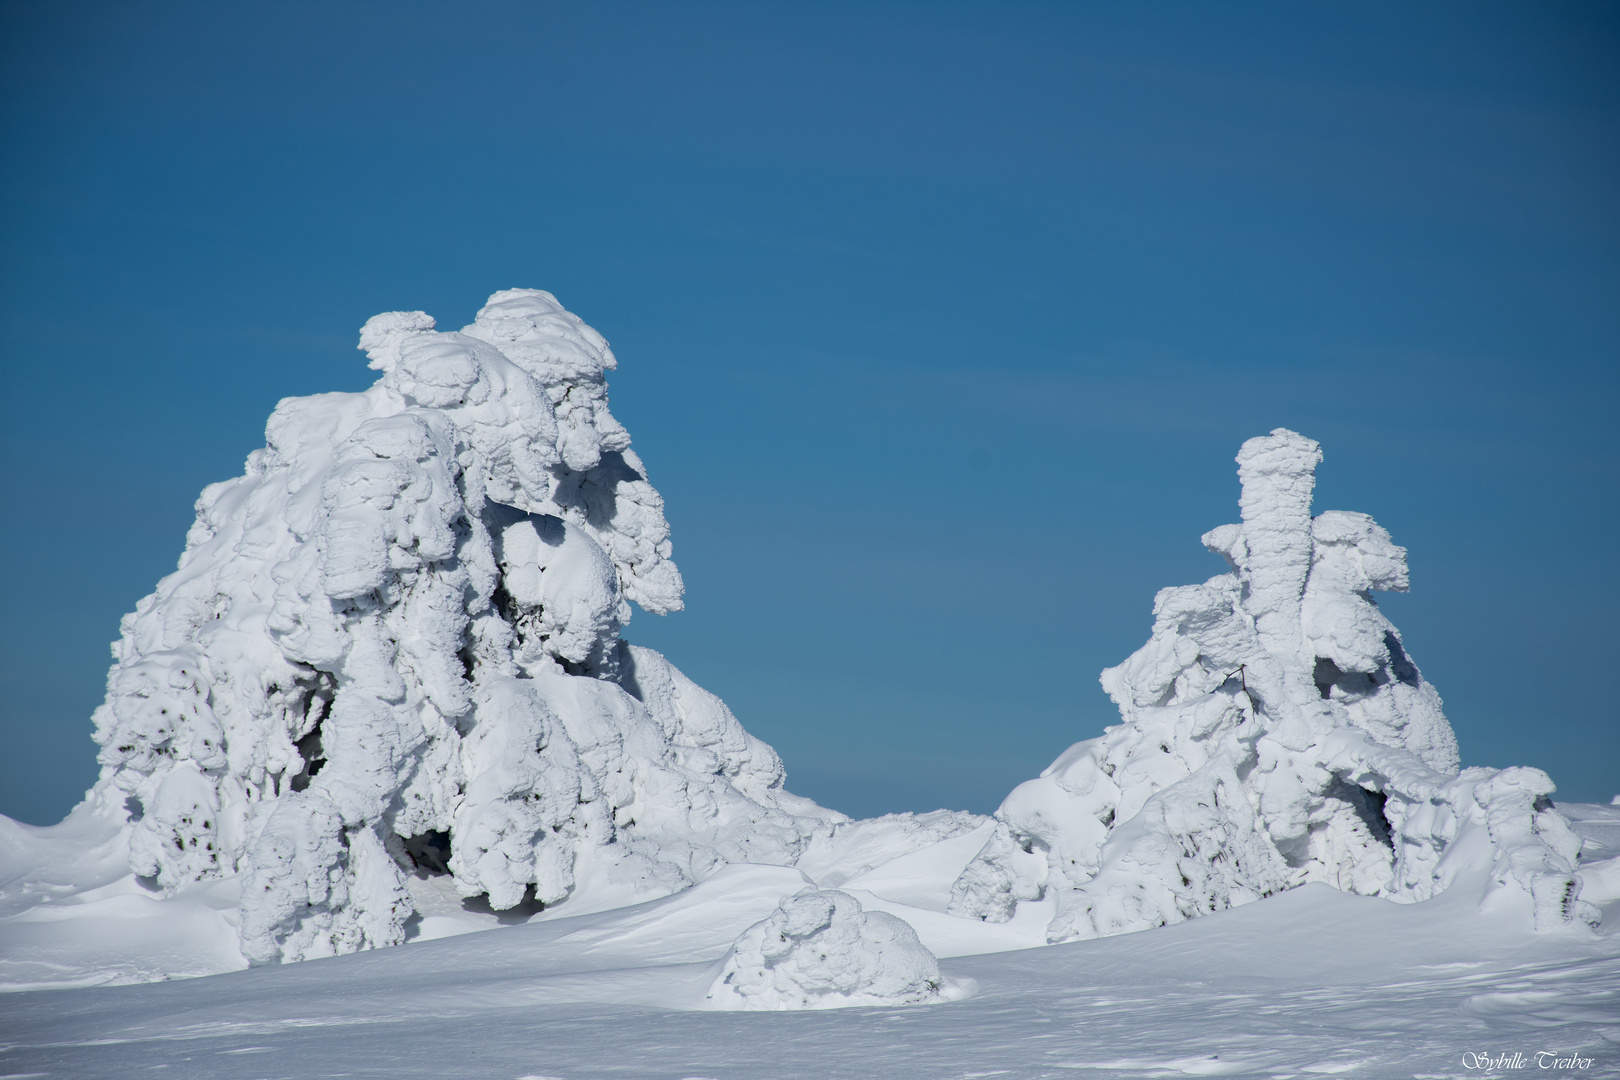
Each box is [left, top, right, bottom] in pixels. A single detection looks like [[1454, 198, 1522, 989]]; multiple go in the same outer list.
[[287, 673, 335, 796], [1313, 657, 1342, 699], [488, 572, 547, 663], [593, 450, 644, 485], [1314, 657, 1380, 701], [289, 725, 326, 793], [460, 884, 546, 923], [1363, 788, 1395, 851], [1367, 790, 1393, 848], [123, 796, 144, 822], [1331, 779, 1395, 851], [490, 578, 518, 625], [1385, 633, 1421, 687], [615, 641, 645, 702], [1337, 671, 1377, 698], [400, 831, 453, 876]]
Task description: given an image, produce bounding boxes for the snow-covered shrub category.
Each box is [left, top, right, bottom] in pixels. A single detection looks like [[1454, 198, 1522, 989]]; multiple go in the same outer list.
[[91, 290, 841, 964], [950, 429, 1597, 939], [707, 888, 948, 1010]]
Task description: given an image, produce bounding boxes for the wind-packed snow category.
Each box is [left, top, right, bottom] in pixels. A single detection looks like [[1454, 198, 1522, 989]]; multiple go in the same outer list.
[[1, 293, 1615, 1069], [949, 429, 1597, 941], [2, 849, 1617, 1079]]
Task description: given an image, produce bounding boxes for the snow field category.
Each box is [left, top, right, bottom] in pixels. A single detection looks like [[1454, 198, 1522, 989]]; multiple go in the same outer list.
[[2, 854, 1615, 1079]]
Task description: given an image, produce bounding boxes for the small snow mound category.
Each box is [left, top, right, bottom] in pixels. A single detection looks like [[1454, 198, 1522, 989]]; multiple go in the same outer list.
[[707, 888, 952, 1010]]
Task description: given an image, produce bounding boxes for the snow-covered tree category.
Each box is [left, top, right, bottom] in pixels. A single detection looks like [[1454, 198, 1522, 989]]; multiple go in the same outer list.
[[91, 290, 841, 964], [950, 429, 1595, 938]]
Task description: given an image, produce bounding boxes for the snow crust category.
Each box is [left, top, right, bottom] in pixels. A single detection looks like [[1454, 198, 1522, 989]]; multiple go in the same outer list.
[[949, 429, 1598, 940], [706, 888, 954, 1010], [78, 290, 847, 966]]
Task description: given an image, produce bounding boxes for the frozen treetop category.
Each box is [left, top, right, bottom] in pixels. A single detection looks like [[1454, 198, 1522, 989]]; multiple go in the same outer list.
[[89, 290, 842, 965], [1203, 428, 1456, 769], [951, 429, 1595, 940], [354, 288, 682, 616]]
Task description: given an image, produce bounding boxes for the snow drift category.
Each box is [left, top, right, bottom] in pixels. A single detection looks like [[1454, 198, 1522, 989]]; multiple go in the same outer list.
[[84, 290, 844, 965], [949, 429, 1597, 940]]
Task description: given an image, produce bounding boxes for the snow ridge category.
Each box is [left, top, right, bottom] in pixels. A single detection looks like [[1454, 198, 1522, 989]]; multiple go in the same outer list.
[[949, 429, 1596, 940], [91, 290, 841, 964]]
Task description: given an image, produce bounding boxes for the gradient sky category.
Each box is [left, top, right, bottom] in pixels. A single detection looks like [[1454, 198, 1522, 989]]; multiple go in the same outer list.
[[2, 1, 1616, 824]]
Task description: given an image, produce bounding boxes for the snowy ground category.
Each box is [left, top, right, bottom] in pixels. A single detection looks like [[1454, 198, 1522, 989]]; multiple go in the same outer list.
[[4, 805, 1616, 1080]]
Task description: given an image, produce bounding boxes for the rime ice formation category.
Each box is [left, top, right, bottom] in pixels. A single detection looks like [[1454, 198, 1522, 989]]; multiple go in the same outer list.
[[87, 290, 842, 965], [707, 888, 950, 1010], [950, 429, 1597, 941]]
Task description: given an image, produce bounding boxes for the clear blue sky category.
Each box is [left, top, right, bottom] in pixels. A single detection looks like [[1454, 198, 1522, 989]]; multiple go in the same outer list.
[[2, 1, 1616, 824]]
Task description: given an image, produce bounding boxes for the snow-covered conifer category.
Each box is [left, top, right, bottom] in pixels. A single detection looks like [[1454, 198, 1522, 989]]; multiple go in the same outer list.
[[91, 290, 842, 963], [949, 429, 1596, 938]]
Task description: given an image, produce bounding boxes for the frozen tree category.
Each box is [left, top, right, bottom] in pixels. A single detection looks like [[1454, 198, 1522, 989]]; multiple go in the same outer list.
[[950, 429, 1596, 939], [91, 290, 841, 964]]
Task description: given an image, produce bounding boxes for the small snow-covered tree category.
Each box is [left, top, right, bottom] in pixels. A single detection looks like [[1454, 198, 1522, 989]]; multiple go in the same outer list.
[[92, 290, 840, 963], [950, 429, 1594, 938]]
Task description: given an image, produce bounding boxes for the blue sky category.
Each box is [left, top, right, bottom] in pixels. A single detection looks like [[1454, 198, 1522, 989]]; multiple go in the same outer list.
[[2, 1, 1616, 823]]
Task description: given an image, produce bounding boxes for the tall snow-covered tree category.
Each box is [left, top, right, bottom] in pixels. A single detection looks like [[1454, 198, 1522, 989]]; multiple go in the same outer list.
[[92, 290, 841, 963], [950, 429, 1594, 939]]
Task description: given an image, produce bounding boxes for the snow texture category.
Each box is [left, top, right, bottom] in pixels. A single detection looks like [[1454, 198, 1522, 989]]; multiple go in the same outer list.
[[4, 849, 1617, 1079], [85, 290, 843, 965], [707, 887, 950, 1010], [950, 428, 1597, 940]]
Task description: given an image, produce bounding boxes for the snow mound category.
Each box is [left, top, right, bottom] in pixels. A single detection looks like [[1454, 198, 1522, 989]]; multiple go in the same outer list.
[[950, 429, 1598, 940], [69, 290, 844, 966], [707, 888, 953, 1010]]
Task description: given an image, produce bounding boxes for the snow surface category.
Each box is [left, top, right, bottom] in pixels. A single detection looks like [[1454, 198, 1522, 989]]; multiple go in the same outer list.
[[2, 293, 1617, 1075], [2, 846, 1616, 1078]]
